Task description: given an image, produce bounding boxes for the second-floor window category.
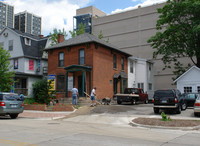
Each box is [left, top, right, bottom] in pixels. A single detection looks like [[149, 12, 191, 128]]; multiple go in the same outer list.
[[113, 54, 117, 69], [79, 49, 85, 65], [0, 42, 4, 48], [9, 40, 13, 51], [130, 60, 133, 73], [58, 52, 64, 67], [121, 57, 124, 70]]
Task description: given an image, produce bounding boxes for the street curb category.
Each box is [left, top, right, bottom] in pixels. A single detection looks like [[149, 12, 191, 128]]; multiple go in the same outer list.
[[129, 118, 200, 131]]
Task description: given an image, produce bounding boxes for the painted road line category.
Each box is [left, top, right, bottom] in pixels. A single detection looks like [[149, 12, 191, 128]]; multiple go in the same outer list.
[[0, 139, 38, 146]]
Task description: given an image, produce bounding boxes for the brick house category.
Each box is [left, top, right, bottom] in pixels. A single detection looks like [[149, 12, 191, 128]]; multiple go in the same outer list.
[[45, 33, 131, 99]]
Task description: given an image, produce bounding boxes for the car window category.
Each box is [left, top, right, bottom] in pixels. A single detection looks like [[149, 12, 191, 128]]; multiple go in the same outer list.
[[154, 90, 175, 98], [3, 94, 20, 101], [186, 94, 196, 99]]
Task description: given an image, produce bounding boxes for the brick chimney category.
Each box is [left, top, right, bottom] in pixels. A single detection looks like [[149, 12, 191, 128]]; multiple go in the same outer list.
[[57, 34, 64, 43]]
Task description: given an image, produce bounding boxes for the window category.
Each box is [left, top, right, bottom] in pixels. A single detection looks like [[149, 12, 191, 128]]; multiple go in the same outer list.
[[149, 63, 152, 71], [9, 40, 13, 51], [138, 83, 144, 90], [121, 57, 124, 70], [130, 60, 133, 73], [24, 38, 31, 46], [148, 83, 152, 90], [198, 86, 200, 93], [113, 54, 117, 69], [14, 59, 18, 69], [58, 52, 64, 67], [79, 49, 85, 65], [184, 87, 192, 93], [57, 75, 65, 92], [0, 42, 4, 48]]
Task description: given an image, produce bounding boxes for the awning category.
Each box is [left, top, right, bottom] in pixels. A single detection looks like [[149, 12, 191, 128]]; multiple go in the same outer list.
[[113, 71, 127, 79]]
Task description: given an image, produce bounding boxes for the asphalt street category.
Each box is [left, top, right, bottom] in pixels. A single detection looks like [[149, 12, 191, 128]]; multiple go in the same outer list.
[[0, 103, 200, 146]]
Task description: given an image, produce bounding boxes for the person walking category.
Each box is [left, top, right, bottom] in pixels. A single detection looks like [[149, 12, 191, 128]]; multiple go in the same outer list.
[[71, 86, 79, 106], [90, 87, 96, 106], [19, 93, 25, 102]]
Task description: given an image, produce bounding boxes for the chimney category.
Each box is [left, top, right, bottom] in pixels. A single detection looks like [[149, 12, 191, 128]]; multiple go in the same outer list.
[[57, 34, 64, 43], [39, 34, 44, 38]]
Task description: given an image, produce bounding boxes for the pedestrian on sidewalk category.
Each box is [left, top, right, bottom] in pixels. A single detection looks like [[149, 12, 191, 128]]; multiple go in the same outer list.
[[71, 86, 79, 106], [90, 87, 97, 106], [19, 93, 25, 102]]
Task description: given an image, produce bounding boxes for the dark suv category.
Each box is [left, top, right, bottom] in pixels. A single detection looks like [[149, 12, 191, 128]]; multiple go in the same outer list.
[[153, 89, 182, 114]]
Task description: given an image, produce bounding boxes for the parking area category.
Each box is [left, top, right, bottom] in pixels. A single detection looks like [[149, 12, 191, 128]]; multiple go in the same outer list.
[[91, 103, 199, 119]]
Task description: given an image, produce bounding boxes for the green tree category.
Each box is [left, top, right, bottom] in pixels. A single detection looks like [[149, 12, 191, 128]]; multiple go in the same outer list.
[[148, 0, 200, 79], [69, 23, 86, 38], [49, 28, 68, 46], [0, 47, 15, 91], [32, 78, 55, 104]]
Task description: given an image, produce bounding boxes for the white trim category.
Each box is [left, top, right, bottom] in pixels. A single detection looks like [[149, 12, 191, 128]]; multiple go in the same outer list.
[[174, 66, 200, 83]]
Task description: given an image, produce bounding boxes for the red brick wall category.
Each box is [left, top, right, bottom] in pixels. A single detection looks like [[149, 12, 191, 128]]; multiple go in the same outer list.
[[92, 44, 128, 99], [48, 42, 128, 99]]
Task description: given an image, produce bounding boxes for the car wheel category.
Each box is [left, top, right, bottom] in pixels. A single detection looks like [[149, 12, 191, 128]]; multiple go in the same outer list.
[[181, 103, 187, 111], [194, 112, 199, 117], [176, 105, 181, 114], [10, 114, 18, 119], [154, 108, 159, 114], [144, 98, 148, 104], [117, 101, 122, 104], [131, 99, 136, 105]]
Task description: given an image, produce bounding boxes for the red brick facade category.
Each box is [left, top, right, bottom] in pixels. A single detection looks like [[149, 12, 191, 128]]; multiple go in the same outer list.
[[48, 41, 128, 99]]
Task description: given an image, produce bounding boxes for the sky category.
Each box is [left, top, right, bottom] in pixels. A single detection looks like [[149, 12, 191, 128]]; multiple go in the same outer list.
[[3, 0, 166, 36]]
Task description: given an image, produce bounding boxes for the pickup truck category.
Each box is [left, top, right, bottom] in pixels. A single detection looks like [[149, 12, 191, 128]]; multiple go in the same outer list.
[[114, 88, 148, 105]]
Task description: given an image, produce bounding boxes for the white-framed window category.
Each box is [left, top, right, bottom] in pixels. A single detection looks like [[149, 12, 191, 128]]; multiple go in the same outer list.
[[138, 83, 144, 90], [24, 38, 31, 46], [148, 83, 152, 90], [197, 86, 200, 93], [130, 60, 133, 73], [184, 87, 192, 93]]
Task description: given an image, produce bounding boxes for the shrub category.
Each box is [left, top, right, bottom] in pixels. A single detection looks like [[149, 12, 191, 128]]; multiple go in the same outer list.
[[161, 112, 172, 121], [24, 98, 36, 105], [32, 78, 56, 104]]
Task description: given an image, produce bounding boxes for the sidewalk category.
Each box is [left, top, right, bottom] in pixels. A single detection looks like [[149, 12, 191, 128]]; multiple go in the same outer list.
[[19, 110, 75, 119]]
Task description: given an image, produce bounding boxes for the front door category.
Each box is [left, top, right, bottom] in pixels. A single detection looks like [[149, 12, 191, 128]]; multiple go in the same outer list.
[[78, 76, 82, 96]]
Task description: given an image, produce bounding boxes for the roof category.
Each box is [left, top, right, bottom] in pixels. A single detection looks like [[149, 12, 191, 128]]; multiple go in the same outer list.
[[45, 33, 131, 56], [174, 66, 200, 83], [0, 27, 48, 58]]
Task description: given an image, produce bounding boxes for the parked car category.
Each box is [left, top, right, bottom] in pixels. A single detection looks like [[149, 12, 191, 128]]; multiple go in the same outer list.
[[0, 92, 24, 119], [114, 88, 148, 105], [180, 93, 200, 108], [194, 96, 200, 117], [153, 89, 182, 114]]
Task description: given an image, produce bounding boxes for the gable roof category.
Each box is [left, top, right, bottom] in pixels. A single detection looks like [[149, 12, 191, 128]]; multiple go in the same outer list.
[[174, 66, 200, 83], [0, 27, 48, 58], [45, 33, 131, 56]]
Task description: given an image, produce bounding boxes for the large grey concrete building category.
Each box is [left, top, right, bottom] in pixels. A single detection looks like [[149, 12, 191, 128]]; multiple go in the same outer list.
[[74, 3, 193, 90], [0, 1, 14, 32], [15, 11, 41, 36]]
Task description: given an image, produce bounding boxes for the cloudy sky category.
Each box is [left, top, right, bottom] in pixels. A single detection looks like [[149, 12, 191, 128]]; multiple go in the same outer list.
[[3, 0, 166, 36]]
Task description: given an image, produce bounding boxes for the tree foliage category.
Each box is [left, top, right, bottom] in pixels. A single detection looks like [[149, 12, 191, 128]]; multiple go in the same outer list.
[[0, 47, 15, 92], [32, 78, 55, 104], [69, 23, 86, 38], [148, 0, 200, 79], [49, 28, 68, 46]]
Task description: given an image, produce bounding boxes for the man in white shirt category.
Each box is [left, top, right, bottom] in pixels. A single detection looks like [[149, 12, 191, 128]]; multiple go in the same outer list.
[[71, 86, 79, 105], [90, 87, 96, 106]]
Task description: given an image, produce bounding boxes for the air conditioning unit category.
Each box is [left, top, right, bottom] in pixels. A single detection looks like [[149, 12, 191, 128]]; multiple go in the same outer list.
[[3, 33, 8, 37]]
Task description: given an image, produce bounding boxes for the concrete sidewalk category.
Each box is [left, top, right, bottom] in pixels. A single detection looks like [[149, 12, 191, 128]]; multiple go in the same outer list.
[[19, 110, 75, 119]]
